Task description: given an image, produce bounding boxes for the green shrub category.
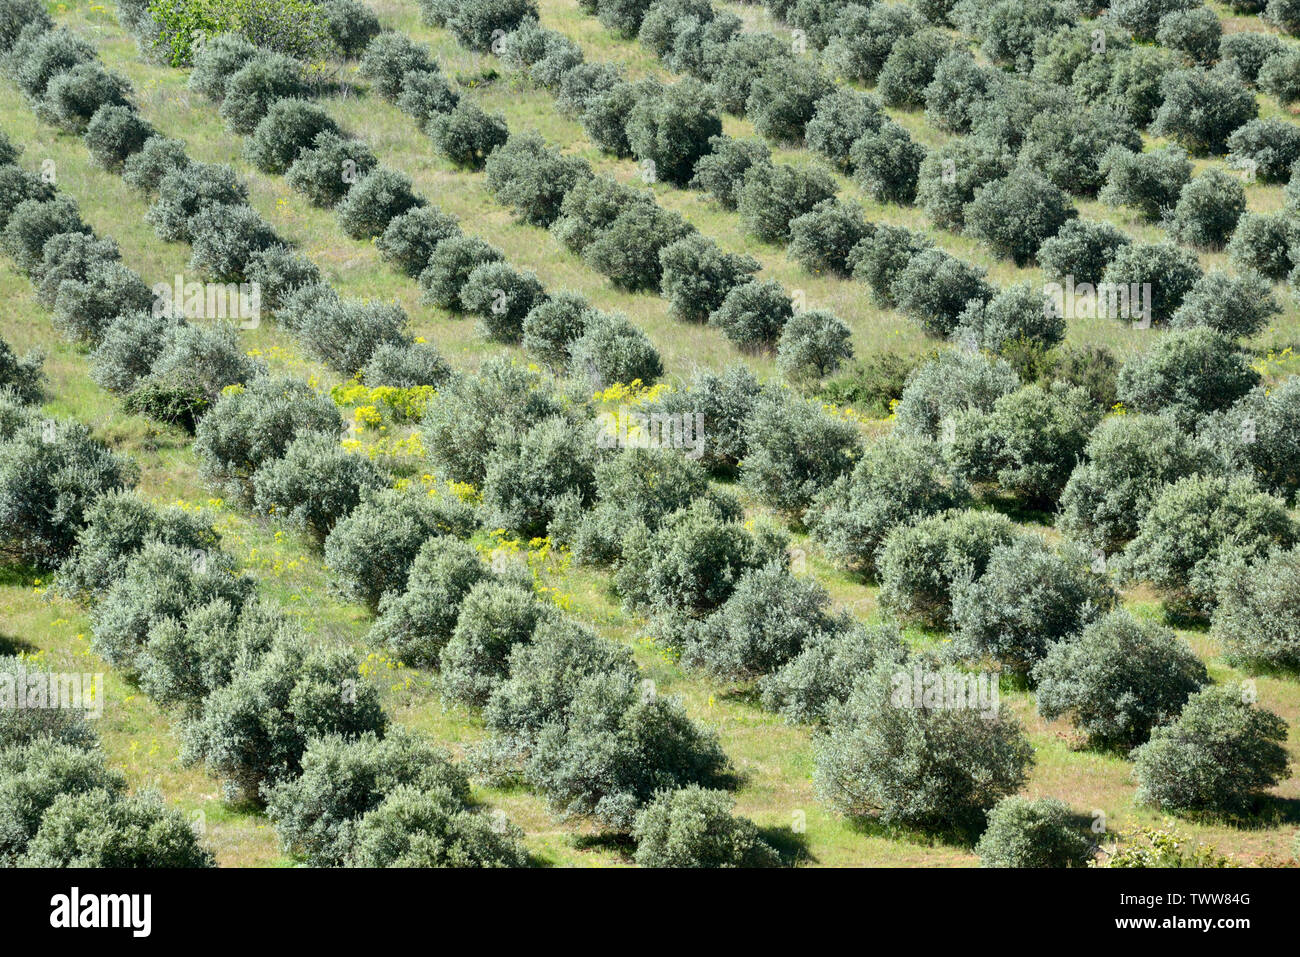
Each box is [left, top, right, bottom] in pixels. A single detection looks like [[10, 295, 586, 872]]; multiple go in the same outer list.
[[849, 121, 925, 205], [285, 131, 377, 208], [964, 169, 1075, 266], [975, 797, 1094, 868], [892, 249, 993, 337], [633, 786, 780, 867], [737, 162, 837, 244], [659, 234, 759, 324], [1117, 327, 1257, 429], [218, 52, 306, 134], [759, 623, 905, 724], [441, 580, 549, 707], [484, 132, 590, 227], [461, 261, 546, 343], [147, 161, 246, 243], [346, 785, 529, 867], [1170, 270, 1279, 339], [1213, 547, 1300, 672], [1153, 66, 1258, 155], [742, 391, 860, 513], [1033, 609, 1208, 749], [1100, 242, 1203, 327], [1227, 211, 1297, 281], [582, 203, 692, 292], [357, 31, 436, 100], [787, 200, 870, 277], [893, 349, 1019, 441], [688, 135, 772, 209], [252, 432, 384, 542], [776, 309, 853, 383], [427, 102, 509, 169], [1132, 684, 1290, 816], [244, 99, 339, 174]]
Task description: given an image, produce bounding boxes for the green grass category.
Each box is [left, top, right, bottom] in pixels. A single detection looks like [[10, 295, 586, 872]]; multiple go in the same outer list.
[[0, 0, 1297, 867]]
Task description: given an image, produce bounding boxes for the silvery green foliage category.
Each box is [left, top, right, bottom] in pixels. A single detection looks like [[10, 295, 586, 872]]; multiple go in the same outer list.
[[708, 279, 792, 350], [1219, 32, 1281, 84], [11, 26, 95, 100], [147, 162, 246, 243], [741, 391, 861, 513], [950, 538, 1116, 673], [1260, 46, 1300, 104], [140, 321, 264, 407], [806, 88, 883, 169], [1101, 236, 1204, 326], [849, 121, 925, 205], [824, 3, 922, 84], [369, 538, 490, 668], [737, 162, 837, 243], [892, 248, 994, 337], [1017, 104, 1142, 197], [1098, 145, 1191, 222], [136, 598, 289, 713], [345, 785, 529, 867], [218, 52, 307, 134], [252, 432, 384, 542], [681, 561, 843, 681], [658, 234, 759, 324], [320, 0, 381, 58], [0, 659, 97, 752], [358, 31, 437, 100], [484, 132, 591, 227], [262, 728, 470, 866], [759, 623, 906, 725], [90, 540, 253, 674], [1213, 547, 1300, 672], [524, 670, 729, 830], [876, 508, 1020, 628], [582, 202, 693, 292], [556, 61, 619, 115], [551, 174, 647, 252], [0, 0, 51, 54], [1199, 378, 1300, 504], [787, 200, 871, 277], [1156, 7, 1222, 66], [615, 497, 785, 618], [57, 489, 219, 600], [244, 244, 322, 313], [814, 656, 1032, 829], [33, 231, 120, 306], [1119, 475, 1297, 616], [0, 417, 135, 568], [1116, 327, 1258, 431], [568, 310, 664, 386], [0, 167, 54, 234], [974, 797, 1094, 868], [633, 786, 780, 868], [188, 32, 258, 101], [1058, 414, 1213, 554], [1227, 211, 1298, 281], [963, 168, 1075, 266], [776, 309, 853, 383], [481, 415, 598, 538], [0, 738, 123, 864], [395, 67, 459, 122], [948, 382, 1101, 507], [121, 134, 189, 192], [37, 62, 130, 132], [375, 206, 460, 277], [579, 79, 639, 156], [18, 788, 214, 868], [1033, 610, 1208, 749], [1226, 118, 1300, 182], [648, 363, 763, 474], [244, 99, 340, 174], [49, 258, 153, 346], [427, 102, 510, 169], [461, 261, 546, 343], [2, 197, 89, 275], [285, 131, 377, 208], [297, 297, 412, 374], [688, 135, 772, 209], [362, 341, 451, 388], [1170, 270, 1280, 339], [419, 234, 505, 310], [194, 375, 342, 500], [744, 58, 833, 140], [951, 282, 1065, 355], [188, 202, 280, 281], [806, 435, 966, 575], [1132, 684, 1290, 816], [1152, 66, 1258, 155], [1109, 0, 1197, 40], [923, 52, 994, 135], [916, 139, 1010, 232], [893, 349, 1020, 441], [440, 579, 550, 707], [851, 224, 933, 307], [521, 291, 594, 369], [1168, 169, 1246, 250], [83, 103, 153, 170], [877, 29, 951, 108], [445, 0, 538, 49], [0, 334, 42, 404], [335, 166, 425, 240], [422, 358, 562, 486], [484, 617, 638, 760], [180, 634, 387, 803]]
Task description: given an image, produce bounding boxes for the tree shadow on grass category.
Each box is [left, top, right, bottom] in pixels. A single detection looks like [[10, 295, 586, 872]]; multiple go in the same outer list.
[[844, 810, 986, 851], [0, 633, 38, 657], [757, 824, 816, 867], [0, 561, 46, 588]]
